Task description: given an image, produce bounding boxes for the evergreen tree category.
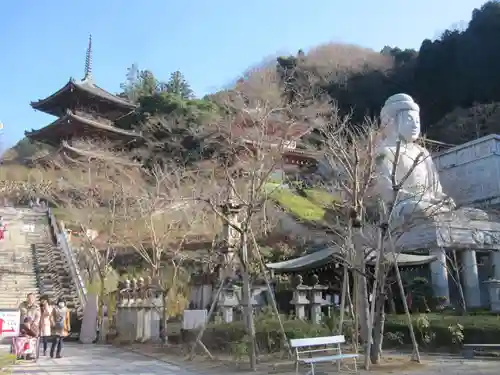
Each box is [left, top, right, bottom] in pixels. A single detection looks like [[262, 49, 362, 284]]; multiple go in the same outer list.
[[120, 64, 160, 102], [164, 71, 193, 99]]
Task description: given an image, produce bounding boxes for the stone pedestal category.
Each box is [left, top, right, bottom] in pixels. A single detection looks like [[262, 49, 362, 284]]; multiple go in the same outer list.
[[462, 250, 481, 308], [430, 248, 450, 302], [128, 299, 139, 341], [150, 297, 162, 342], [484, 279, 500, 312], [135, 299, 144, 342], [310, 284, 327, 324], [290, 285, 311, 320], [122, 299, 134, 341], [142, 300, 152, 342], [79, 292, 98, 344], [219, 287, 239, 323], [116, 300, 125, 337]]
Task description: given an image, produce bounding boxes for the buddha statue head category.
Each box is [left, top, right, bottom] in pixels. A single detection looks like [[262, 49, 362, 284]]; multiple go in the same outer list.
[[380, 93, 421, 144]]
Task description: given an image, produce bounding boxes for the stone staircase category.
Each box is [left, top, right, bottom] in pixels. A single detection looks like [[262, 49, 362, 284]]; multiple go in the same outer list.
[[0, 208, 83, 316], [26, 212, 83, 316], [0, 208, 40, 308]]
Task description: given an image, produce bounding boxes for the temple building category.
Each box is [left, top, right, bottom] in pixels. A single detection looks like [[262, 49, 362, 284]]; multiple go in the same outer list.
[[26, 36, 141, 150]]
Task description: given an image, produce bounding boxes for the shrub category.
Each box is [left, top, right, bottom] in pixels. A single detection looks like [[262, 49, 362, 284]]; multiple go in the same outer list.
[[186, 318, 330, 353], [184, 313, 500, 354], [384, 313, 500, 348]]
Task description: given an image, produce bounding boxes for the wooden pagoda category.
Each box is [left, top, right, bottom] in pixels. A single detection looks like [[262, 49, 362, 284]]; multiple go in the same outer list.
[[26, 35, 141, 148]]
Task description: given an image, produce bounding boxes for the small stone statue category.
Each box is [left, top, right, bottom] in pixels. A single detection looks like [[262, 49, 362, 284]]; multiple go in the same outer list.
[[131, 278, 138, 297], [137, 277, 145, 298], [122, 279, 131, 300], [311, 274, 319, 286], [292, 274, 303, 288], [144, 276, 152, 298]]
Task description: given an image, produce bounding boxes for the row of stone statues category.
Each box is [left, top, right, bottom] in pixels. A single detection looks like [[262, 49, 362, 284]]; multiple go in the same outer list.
[[117, 277, 163, 301]]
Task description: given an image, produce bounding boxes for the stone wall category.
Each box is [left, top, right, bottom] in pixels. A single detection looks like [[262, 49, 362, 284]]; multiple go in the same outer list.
[[435, 134, 500, 206]]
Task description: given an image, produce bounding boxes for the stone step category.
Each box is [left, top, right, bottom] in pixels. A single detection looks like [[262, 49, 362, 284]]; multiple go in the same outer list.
[[0, 207, 85, 316], [0, 279, 37, 285], [0, 291, 37, 295], [0, 297, 38, 304], [0, 280, 37, 286], [0, 287, 38, 292]]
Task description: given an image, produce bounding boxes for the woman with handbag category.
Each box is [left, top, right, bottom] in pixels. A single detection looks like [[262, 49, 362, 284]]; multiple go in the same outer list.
[[50, 298, 71, 359]]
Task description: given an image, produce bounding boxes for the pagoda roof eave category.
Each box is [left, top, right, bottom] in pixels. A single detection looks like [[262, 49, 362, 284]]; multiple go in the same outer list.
[[25, 110, 143, 146], [30, 77, 136, 115]]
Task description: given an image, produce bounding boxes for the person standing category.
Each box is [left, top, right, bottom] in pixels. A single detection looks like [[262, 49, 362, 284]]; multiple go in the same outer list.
[[0, 216, 5, 240], [19, 293, 40, 333], [39, 298, 52, 356], [50, 298, 70, 359]]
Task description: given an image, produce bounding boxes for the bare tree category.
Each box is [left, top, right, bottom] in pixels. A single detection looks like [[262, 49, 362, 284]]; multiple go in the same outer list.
[[444, 250, 467, 313], [187, 78, 325, 368], [42, 140, 212, 342], [316, 115, 379, 368], [41, 143, 139, 342], [116, 164, 211, 340]]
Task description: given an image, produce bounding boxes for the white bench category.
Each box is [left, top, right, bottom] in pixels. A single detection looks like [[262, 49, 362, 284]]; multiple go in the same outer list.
[[462, 343, 500, 358], [290, 335, 358, 375]]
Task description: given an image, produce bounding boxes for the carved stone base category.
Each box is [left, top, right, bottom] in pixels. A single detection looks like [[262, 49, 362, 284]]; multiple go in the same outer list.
[[395, 218, 500, 251]]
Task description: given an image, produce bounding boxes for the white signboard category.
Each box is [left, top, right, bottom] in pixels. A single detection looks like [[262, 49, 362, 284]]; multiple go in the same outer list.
[[0, 309, 20, 338], [183, 310, 207, 330]]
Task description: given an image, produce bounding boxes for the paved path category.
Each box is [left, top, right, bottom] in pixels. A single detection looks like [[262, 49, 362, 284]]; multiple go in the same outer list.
[[9, 343, 199, 375], [6, 343, 500, 375]]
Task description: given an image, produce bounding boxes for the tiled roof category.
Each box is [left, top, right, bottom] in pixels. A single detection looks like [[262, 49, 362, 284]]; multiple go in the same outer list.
[[30, 77, 136, 113], [25, 110, 142, 146]]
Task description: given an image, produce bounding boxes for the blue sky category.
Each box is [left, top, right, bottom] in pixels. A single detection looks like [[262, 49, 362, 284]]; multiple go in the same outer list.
[[0, 0, 487, 150]]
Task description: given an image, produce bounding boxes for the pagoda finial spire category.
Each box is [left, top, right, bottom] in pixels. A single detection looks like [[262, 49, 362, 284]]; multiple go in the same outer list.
[[84, 34, 93, 80]]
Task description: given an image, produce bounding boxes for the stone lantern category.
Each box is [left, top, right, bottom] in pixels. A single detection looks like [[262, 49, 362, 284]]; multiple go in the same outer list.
[[290, 275, 311, 320]]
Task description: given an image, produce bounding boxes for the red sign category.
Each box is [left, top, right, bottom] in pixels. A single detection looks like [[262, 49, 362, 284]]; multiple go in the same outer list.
[[0, 310, 20, 337], [0, 318, 15, 334]]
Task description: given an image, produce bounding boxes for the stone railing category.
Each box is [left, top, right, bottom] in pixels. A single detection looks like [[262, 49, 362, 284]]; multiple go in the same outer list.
[[47, 208, 87, 309]]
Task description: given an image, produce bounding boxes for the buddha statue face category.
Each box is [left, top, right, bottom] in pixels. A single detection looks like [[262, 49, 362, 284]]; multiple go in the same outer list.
[[381, 93, 421, 144], [396, 109, 421, 142]]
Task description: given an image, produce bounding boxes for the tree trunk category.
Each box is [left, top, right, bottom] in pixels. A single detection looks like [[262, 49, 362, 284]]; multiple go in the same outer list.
[[251, 230, 292, 358], [98, 276, 106, 343], [338, 266, 348, 335], [387, 284, 396, 314], [364, 229, 384, 370], [346, 278, 358, 352], [370, 292, 386, 364], [452, 251, 467, 314], [393, 261, 421, 362], [241, 232, 257, 370], [161, 290, 168, 345], [371, 271, 387, 364], [354, 254, 370, 368]]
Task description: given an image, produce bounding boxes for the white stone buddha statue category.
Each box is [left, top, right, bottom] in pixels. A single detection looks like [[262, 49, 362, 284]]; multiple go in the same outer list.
[[374, 93, 457, 223]]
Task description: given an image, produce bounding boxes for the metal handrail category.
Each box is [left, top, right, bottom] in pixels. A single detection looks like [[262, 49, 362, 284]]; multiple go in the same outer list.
[[46, 208, 88, 309]]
